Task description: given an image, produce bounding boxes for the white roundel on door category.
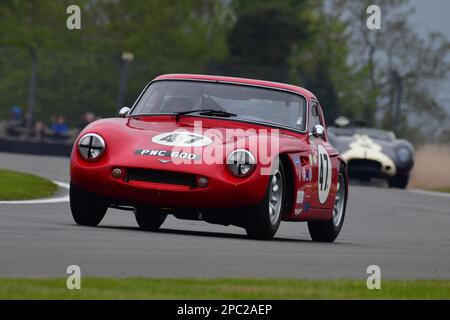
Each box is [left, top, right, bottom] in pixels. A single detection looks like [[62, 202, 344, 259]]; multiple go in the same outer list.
[[317, 144, 332, 204], [152, 131, 212, 147]]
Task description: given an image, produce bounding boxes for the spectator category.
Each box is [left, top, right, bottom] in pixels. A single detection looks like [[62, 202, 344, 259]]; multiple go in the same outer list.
[[77, 112, 96, 131], [23, 112, 35, 130], [5, 106, 26, 137], [51, 115, 70, 140], [33, 121, 47, 141]]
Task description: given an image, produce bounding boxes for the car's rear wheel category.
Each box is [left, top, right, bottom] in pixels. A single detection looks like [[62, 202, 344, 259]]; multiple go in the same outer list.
[[308, 164, 348, 242], [245, 161, 285, 240], [70, 183, 107, 226], [388, 174, 409, 189], [135, 206, 167, 231]]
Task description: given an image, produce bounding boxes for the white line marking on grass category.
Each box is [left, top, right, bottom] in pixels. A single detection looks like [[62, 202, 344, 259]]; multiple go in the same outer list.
[[409, 188, 450, 199], [0, 181, 70, 204]]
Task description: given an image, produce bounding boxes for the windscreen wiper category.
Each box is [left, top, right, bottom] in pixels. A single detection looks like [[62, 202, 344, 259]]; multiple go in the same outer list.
[[174, 109, 237, 122]]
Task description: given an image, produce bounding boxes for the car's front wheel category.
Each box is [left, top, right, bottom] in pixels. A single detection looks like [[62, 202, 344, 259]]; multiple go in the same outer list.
[[70, 183, 107, 226], [245, 162, 285, 240], [308, 164, 348, 242], [135, 206, 167, 231]]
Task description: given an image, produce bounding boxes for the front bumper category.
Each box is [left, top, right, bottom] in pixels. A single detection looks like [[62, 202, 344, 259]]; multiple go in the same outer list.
[[70, 156, 269, 209]]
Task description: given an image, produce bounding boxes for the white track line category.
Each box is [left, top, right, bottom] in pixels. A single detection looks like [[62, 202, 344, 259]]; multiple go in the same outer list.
[[0, 181, 69, 205], [409, 188, 450, 199]]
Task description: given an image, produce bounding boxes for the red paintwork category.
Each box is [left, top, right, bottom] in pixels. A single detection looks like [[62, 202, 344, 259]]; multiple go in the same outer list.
[[70, 74, 347, 221]]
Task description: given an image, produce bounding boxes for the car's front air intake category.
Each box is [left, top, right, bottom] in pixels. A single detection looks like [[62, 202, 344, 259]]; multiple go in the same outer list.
[[125, 168, 197, 189]]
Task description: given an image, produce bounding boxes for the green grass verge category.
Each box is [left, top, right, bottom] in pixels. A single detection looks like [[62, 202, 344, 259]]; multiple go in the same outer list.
[[430, 187, 450, 194], [0, 278, 449, 300], [0, 168, 58, 201]]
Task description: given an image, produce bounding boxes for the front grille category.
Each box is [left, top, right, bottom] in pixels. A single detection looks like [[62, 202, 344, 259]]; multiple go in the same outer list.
[[348, 159, 382, 171], [125, 168, 197, 188], [347, 159, 383, 179]]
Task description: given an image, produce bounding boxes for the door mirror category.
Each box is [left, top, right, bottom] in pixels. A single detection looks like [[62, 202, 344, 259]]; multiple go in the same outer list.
[[119, 107, 131, 118], [311, 124, 325, 139]]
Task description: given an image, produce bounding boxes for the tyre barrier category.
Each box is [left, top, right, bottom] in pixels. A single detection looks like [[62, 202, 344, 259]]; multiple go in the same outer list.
[[0, 137, 72, 157]]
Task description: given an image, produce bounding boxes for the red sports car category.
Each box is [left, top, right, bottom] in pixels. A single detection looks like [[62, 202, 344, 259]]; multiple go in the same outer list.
[[70, 74, 348, 241]]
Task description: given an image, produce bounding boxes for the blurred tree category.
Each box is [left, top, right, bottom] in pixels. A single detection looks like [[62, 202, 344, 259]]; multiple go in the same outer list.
[[101, 0, 229, 108], [224, 0, 315, 82], [0, 0, 102, 123], [1, 0, 446, 145], [102, 0, 227, 68], [0, 0, 59, 123], [332, 0, 450, 141], [226, 0, 372, 125], [287, 0, 375, 125], [0, 0, 229, 124], [304, 58, 340, 124]]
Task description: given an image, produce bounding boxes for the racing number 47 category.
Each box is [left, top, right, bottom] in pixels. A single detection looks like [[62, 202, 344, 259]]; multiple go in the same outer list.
[[319, 153, 329, 191], [160, 133, 203, 145]]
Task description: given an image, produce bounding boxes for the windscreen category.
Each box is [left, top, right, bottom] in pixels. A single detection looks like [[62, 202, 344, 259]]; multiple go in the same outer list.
[[131, 80, 307, 131]]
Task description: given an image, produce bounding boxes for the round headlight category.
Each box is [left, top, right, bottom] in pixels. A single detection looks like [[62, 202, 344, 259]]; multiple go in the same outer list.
[[78, 133, 105, 161], [226, 149, 256, 177], [397, 147, 410, 163]]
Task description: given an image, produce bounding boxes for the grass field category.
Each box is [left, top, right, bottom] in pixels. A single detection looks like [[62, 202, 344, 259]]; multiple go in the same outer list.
[[0, 168, 57, 200], [0, 278, 449, 299], [431, 187, 450, 194]]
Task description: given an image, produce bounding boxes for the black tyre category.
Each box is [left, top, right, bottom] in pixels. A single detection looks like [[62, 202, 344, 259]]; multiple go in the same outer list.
[[388, 174, 409, 189], [308, 164, 348, 242], [245, 161, 285, 240], [135, 206, 167, 231], [70, 183, 107, 226]]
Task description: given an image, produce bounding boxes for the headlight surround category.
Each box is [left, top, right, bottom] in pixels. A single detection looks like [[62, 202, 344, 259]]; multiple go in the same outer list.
[[226, 149, 256, 177], [397, 147, 411, 163], [78, 133, 106, 161]]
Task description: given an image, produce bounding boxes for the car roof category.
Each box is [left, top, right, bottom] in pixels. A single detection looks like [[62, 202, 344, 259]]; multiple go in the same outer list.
[[154, 74, 317, 101]]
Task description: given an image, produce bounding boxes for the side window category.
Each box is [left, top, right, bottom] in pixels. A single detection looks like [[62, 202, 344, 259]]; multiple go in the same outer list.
[[309, 101, 327, 141], [309, 102, 322, 131]]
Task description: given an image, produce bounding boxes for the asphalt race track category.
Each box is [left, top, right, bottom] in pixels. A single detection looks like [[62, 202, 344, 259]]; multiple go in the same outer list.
[[1, 152, 449, 279]]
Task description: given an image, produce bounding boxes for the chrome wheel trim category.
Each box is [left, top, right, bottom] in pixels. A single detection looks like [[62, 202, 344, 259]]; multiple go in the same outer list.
[[269, 169, 283, 225], [333, 173, 345, 227]]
